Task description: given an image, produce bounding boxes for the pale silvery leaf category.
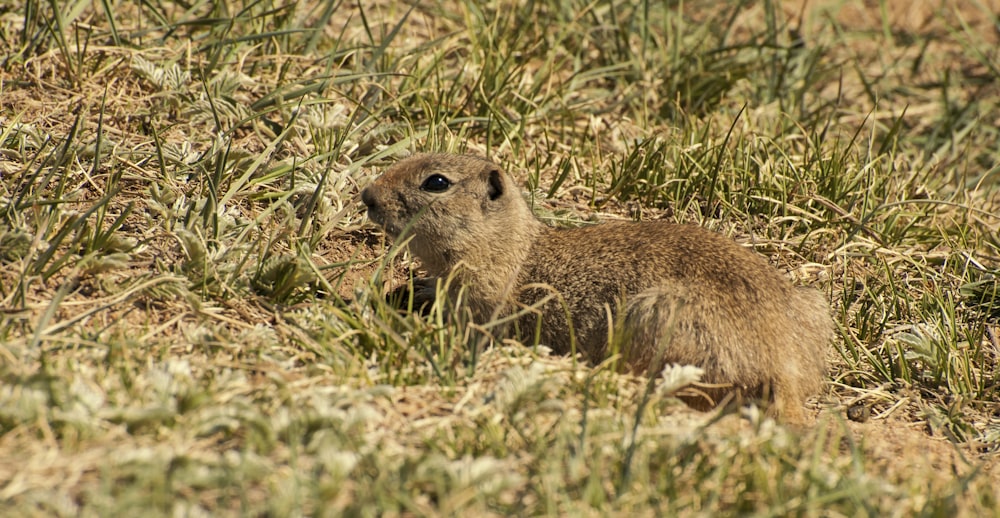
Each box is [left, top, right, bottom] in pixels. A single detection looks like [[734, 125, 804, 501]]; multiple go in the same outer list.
[[656, 363, 704, 396]]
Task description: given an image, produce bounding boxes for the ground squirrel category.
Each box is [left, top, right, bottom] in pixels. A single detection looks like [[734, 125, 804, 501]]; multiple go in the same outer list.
[[361, 153, 833, 422]]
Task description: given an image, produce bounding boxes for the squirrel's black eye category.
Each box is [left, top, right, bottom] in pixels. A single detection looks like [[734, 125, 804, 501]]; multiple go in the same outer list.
[[420, 174, 451, 193]]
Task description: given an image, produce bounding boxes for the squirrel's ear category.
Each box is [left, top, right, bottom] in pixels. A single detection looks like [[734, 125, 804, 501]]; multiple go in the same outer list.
[[486, 169, 504, 201]]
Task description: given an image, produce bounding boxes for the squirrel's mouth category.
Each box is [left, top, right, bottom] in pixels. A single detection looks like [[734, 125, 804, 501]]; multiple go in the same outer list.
[[365, 206, 389, 230], [366, 208, 383, 226], [366, 210, 406, 240]]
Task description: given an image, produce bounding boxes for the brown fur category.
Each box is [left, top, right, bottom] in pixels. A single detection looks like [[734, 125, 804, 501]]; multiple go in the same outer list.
[[361, 153, 833, 422]]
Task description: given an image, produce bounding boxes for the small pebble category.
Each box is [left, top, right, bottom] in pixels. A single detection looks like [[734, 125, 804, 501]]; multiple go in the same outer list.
[[847, 403, 870, 423]]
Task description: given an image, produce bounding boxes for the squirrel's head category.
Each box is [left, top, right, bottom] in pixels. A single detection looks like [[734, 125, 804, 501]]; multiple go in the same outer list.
[[361, 153, 538, 276]]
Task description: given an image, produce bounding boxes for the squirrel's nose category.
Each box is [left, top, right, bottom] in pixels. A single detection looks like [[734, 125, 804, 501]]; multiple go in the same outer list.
[[360, 187, 377, 209]]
